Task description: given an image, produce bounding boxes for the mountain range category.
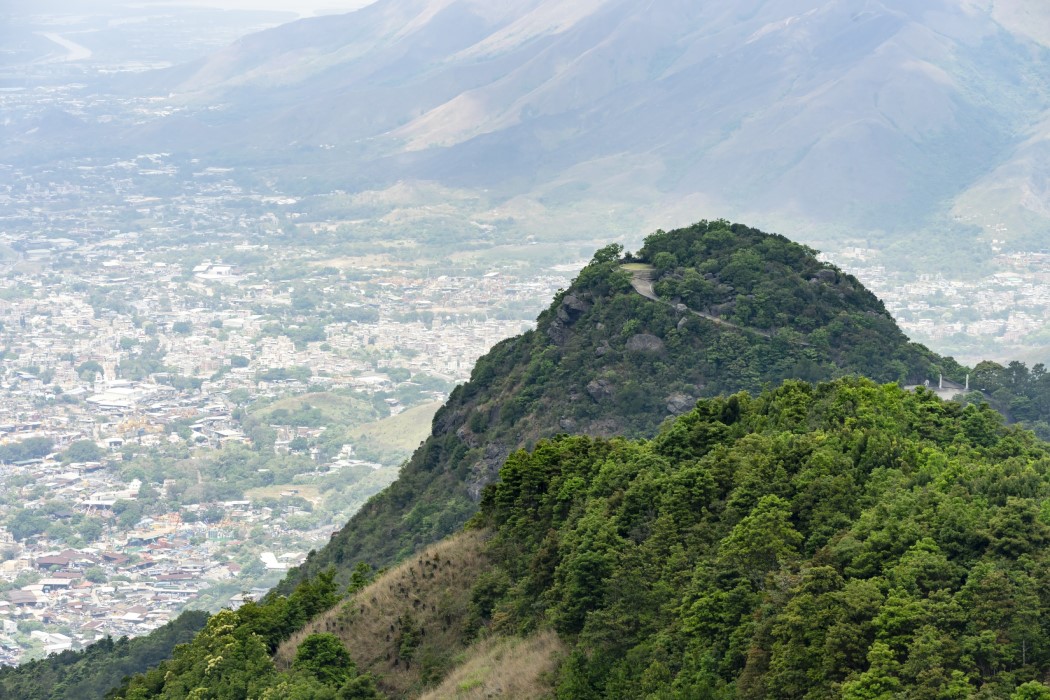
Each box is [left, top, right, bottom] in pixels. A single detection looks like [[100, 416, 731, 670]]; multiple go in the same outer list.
[[9, 0, 1050, 249]]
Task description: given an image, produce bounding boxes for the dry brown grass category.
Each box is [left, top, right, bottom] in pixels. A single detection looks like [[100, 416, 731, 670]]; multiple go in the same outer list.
[[416, 631, 566, 700], [275, 529, 493, 697]]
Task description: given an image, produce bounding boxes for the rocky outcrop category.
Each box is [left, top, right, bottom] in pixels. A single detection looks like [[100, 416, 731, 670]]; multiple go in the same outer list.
[[625, 333, 665, 354], [456, 425, 480, 449], [586, 378, 614, 402], [666, 392, 697, 415], [467, 442, 511, 501], [547, 293, 592, 345], [810, 268, 838, 284]]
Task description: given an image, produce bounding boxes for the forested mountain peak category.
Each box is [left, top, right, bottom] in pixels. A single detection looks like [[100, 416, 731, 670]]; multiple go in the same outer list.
[[466, 376, 1050, 697], [277, 220, 962, 590]]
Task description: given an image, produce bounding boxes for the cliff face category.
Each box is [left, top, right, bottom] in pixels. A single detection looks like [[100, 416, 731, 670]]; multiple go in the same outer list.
[[275, 220, 961, 592]]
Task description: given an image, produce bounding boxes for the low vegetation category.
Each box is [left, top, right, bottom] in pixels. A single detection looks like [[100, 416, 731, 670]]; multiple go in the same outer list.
[[415, 631, 566, 700], [347, 401, 443, 455], [249, 392, 376, 429], [276, 530, 491, 697]]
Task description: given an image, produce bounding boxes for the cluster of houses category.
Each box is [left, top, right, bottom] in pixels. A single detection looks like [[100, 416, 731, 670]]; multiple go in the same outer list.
[[0, 152, 577, 665], [0, 498, 312, 665]]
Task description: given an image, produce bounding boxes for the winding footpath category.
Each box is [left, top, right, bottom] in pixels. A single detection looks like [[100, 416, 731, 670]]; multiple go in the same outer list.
[[625, 264, 802, 343]]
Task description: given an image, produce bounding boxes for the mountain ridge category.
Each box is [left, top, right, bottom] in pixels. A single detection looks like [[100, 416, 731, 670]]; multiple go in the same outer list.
[[156, 0, 1050, 239], [10, 0, 1050, 247]]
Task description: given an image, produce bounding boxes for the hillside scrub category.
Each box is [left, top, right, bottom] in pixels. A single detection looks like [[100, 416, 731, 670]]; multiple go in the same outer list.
[[275, 530, 492, 697], [415, 631, 566, 700]]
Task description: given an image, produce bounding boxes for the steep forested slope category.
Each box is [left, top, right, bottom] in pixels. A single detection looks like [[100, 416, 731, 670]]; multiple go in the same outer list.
[[469, 377, 1050, 697], [278, 220, 962, 591], [110, 378, 1050, 698]]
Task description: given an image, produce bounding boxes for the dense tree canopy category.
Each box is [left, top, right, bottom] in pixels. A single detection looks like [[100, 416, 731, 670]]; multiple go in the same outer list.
[[0, 436, 54, 463], [47, 377, 1050, 699], [475, 378, 1050, 698], [966, 360, 1050, 440]]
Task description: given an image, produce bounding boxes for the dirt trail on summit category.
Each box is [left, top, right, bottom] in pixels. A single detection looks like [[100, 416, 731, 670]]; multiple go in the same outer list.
[[625, 265, 774, 339]]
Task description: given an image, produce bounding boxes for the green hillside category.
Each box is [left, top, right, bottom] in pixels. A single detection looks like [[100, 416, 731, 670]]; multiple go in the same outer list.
[[109, 378, 1050, 698], [0, 612, 207, 700], [472, 378, 1050, 697], [278, 220, 963, 592]]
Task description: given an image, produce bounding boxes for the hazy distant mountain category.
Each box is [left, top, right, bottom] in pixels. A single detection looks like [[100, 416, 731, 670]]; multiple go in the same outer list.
[[10, 0, 1050, 245], [114, 0, 1045, 244]]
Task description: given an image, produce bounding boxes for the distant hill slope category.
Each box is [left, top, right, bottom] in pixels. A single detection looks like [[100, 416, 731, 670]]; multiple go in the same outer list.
[[15, 0, 1050, 244], [276, 220, 964, 592]]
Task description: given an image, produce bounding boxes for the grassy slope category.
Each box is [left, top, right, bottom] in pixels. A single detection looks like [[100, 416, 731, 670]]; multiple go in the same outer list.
[[275, 528, 564, 698], [349, 401, 443, 453], [275, 529, 493, 698], [251, 391, 375, 426], [416, 631, 566, 700]]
